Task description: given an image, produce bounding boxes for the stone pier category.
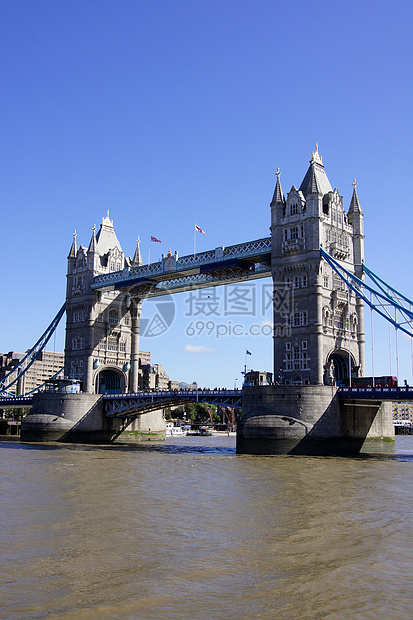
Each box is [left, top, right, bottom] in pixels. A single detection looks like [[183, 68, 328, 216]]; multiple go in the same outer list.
[[236, 385, 395, 455], [20, 392, 166, 443]]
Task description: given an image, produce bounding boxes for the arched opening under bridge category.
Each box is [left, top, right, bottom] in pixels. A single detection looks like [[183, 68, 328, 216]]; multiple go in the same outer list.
[[96, 368, 123, 394], [325, 352, 353, 387]]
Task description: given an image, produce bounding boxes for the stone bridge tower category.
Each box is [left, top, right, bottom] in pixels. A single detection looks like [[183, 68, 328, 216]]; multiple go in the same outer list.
[[270, 146, 365, 386], [64, 213, 142, 394]]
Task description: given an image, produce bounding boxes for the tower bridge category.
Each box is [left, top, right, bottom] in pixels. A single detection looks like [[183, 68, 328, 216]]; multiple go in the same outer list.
[[6, 145, 409, 452]]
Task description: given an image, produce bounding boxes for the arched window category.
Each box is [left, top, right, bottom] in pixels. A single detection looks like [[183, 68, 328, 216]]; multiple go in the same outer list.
[[108, 309, 118, 325]]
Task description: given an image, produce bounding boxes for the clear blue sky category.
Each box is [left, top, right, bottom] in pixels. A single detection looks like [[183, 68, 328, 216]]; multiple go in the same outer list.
[[1, 0, 413, 387]]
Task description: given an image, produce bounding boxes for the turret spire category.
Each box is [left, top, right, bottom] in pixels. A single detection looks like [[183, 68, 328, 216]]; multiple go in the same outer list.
[[299, 144, 332, 197], [131, 237, 143, 267], [270, 167, 285, 206], [87, 224, 97, 253], [67, 230, 77, 259], [348, 179, 364, 215]]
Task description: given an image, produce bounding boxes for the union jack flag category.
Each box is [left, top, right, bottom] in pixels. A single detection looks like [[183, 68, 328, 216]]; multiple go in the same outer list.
[[195, 224, 205, 235], [150, 236, 161, 243]]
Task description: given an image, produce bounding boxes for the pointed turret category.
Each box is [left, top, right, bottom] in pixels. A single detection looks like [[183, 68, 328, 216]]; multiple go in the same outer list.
[[96, 210, 124, 256], [348, 178, 364, 217], [299, 144, 332, 197], [88, 224, 97, 253], [67, 230, 77, 259], [348, 179, 364, 275], [87, 225, 98, 271], [270, 168, 285, 207], [131, 237, 143, 267]]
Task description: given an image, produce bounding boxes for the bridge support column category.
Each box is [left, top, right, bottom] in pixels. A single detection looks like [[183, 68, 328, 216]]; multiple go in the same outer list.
[[129, 300, 142, 393], [357, 296, 366, 376], [236, 385, 395, 455]]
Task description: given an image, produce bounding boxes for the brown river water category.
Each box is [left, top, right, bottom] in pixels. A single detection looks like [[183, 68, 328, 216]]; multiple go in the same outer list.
[[1, 435, 413, 620]]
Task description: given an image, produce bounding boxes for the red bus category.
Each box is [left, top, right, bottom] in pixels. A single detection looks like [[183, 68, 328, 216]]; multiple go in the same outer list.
[[347, 376, 398, 387]]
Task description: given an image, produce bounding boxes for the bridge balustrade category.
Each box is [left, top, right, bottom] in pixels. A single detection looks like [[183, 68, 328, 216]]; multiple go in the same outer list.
[[339, 386, 413, 400]]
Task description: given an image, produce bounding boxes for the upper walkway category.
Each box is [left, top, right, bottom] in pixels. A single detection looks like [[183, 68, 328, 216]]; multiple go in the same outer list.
[[91, 237, 272, 297]]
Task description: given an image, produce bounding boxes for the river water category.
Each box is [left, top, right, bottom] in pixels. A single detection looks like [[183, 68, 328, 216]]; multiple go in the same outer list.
[[1, 436, 413, 620]]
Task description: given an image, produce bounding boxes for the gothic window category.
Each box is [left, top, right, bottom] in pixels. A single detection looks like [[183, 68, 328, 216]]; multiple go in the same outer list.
[[284, 229, 288, 242], [286, 342, 291, 351], [293, 345, 300, 370], [290, 310, 308, 327], [326, 228, 331, 243], [290, 203, 299, 215], [97, 313, 104, 322], [109, 309, 119, 325], [72, 338, 85, 351], [99, 339, 106, 350], [302, 274, 308, 287], [300, 225, 304, 238], [123, 315, 130, 326], [108, 336, 118, 352], [291, 227, 299, 240], [302, 341, 307, 350], [323, 275, 329, 288], [294, 276, 300, 289], [333, 273, 345, 291], [285, 343, 308, 371], [285, 351, 293, 371], [119, 341, 126, 352], [73, 308, 85, 323], [335, 313, 344, 330]]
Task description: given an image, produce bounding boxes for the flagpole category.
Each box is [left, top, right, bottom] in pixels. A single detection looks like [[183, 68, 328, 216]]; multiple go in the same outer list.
[[148, 236, 151, 265], [194, 224, 196, 257]]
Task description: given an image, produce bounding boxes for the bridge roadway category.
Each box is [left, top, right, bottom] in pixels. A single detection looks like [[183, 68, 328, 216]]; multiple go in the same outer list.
[[103, 389, 242, 416], [2, 386, 413, 414], [338, 386, 413, 400]]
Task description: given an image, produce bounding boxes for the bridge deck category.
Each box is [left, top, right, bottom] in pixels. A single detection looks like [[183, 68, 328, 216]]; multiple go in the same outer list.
[[91, 237, 271, 297], [338, 386, 413, 400], [103, 389, 242, 416]]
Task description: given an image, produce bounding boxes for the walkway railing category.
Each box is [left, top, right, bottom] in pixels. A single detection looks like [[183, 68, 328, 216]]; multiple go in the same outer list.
[[91, 237, 272, 291], [339, 386, 413, 400], [103, 389, 242, 416]]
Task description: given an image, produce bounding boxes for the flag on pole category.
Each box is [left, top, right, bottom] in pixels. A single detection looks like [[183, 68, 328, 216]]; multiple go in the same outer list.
[[195, 224, 206, 235], [246, 350, 252, 355], [151, 236, 161, 243]]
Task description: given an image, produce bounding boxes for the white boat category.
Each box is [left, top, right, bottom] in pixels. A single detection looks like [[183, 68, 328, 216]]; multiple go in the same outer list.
[[166, 422, 186, 436]]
